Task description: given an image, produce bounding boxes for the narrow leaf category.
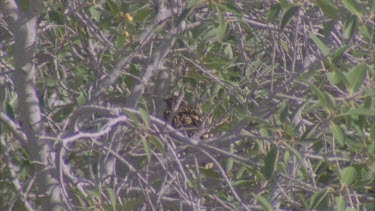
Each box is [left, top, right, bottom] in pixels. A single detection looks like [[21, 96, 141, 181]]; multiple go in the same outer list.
[[149, 135, 165, 153], [266, 4, 281, 22], [106, 187, 117, 209], [343, 15, 358, 40], [348, 63, 367, 93], [141, 137, 152, 162], [214, 1, 241, 15], [332, 46, 350, 64], [309, 32, 330, 56], [224, 43, 233, 59], [252, 193, 275, 211], [315, 0, 339, 19], [263, 145, 279, 180], [330, 122, 345, 147], [309, 189, 329, 209], [280, 6, 299, 31], [279, 101, 289, 123], [341, 0, 362, 16], [139, 108, 150, 127], [225, 144, 234, 173], [341, 108, 375, 116], [187, 0, 200, 9]]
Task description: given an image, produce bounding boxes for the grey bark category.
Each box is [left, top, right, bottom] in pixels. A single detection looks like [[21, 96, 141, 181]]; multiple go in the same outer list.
[[1, 1, 64, 210]]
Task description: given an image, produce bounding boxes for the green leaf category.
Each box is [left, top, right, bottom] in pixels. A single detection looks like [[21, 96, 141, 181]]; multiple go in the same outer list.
[[149, 135, 165, 153], [16, 0, 30, 11], [285, 144, 308, 173], [213, 1, 241, 15], [48, 10, 64, 24], [141, 137, 152, 162], [309, 83, 331, 111], [343, 15, 358, 40], [340, 166, 357, 186], [5, 102, 15, 120], [232, 180, 251, 186], [225, 144, 234, 173], [330, 122, 345, 147], [106, 187, 117, 210], [325, 92, 336, 110], [359, 25, 372, 40], [235, 166, 247, 180], [106, 0, 120, 15], [280, 5, 300, 31], [123, 198, 142, 210], [331, 46, 350, 64], [309, 189, 329, 209], [263, 145, 279, 180], [266, 4, 281, 22], [176, 9, 191, 26], [340, 0, 362, 16], [200, 168, 220, 178], [139, 108, 150, 127], [333, 68, 349, 87], [252, 193, 275, 211], [341, 108, 375, 116], [279, 101, 289, 123], [216, 10, 227, 41], [335, 196, 347, 211], [309, 32, 330, 56], [347, 63, 367, 93], [89, 6, 101, 22], [187, 0, 200, 9], [224, 43, 233, 59], [315, 0, 339, 19]]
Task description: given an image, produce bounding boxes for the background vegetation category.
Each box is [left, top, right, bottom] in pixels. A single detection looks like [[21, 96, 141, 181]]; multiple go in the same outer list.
[[1, 0, 374, 210]]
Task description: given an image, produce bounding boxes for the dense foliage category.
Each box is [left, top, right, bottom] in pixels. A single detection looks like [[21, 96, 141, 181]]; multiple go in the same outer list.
[[1, 0, 374, 210]]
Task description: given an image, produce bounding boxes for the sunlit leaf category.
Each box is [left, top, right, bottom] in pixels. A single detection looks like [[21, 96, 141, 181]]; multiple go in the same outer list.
[[216, 10, 227, 41], [224, 43, 233, 59], [347, 63, 367, 93], [89, 6, 101, 22], [139, 108, 150, 127], [335, 196, 347, 211], [340, 166, 357, 186], [232, 180, 251, 186], [309, 32, 330, 56]]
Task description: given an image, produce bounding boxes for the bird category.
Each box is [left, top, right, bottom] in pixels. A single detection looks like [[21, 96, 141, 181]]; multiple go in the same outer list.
[[163, 96, 211, 138]]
